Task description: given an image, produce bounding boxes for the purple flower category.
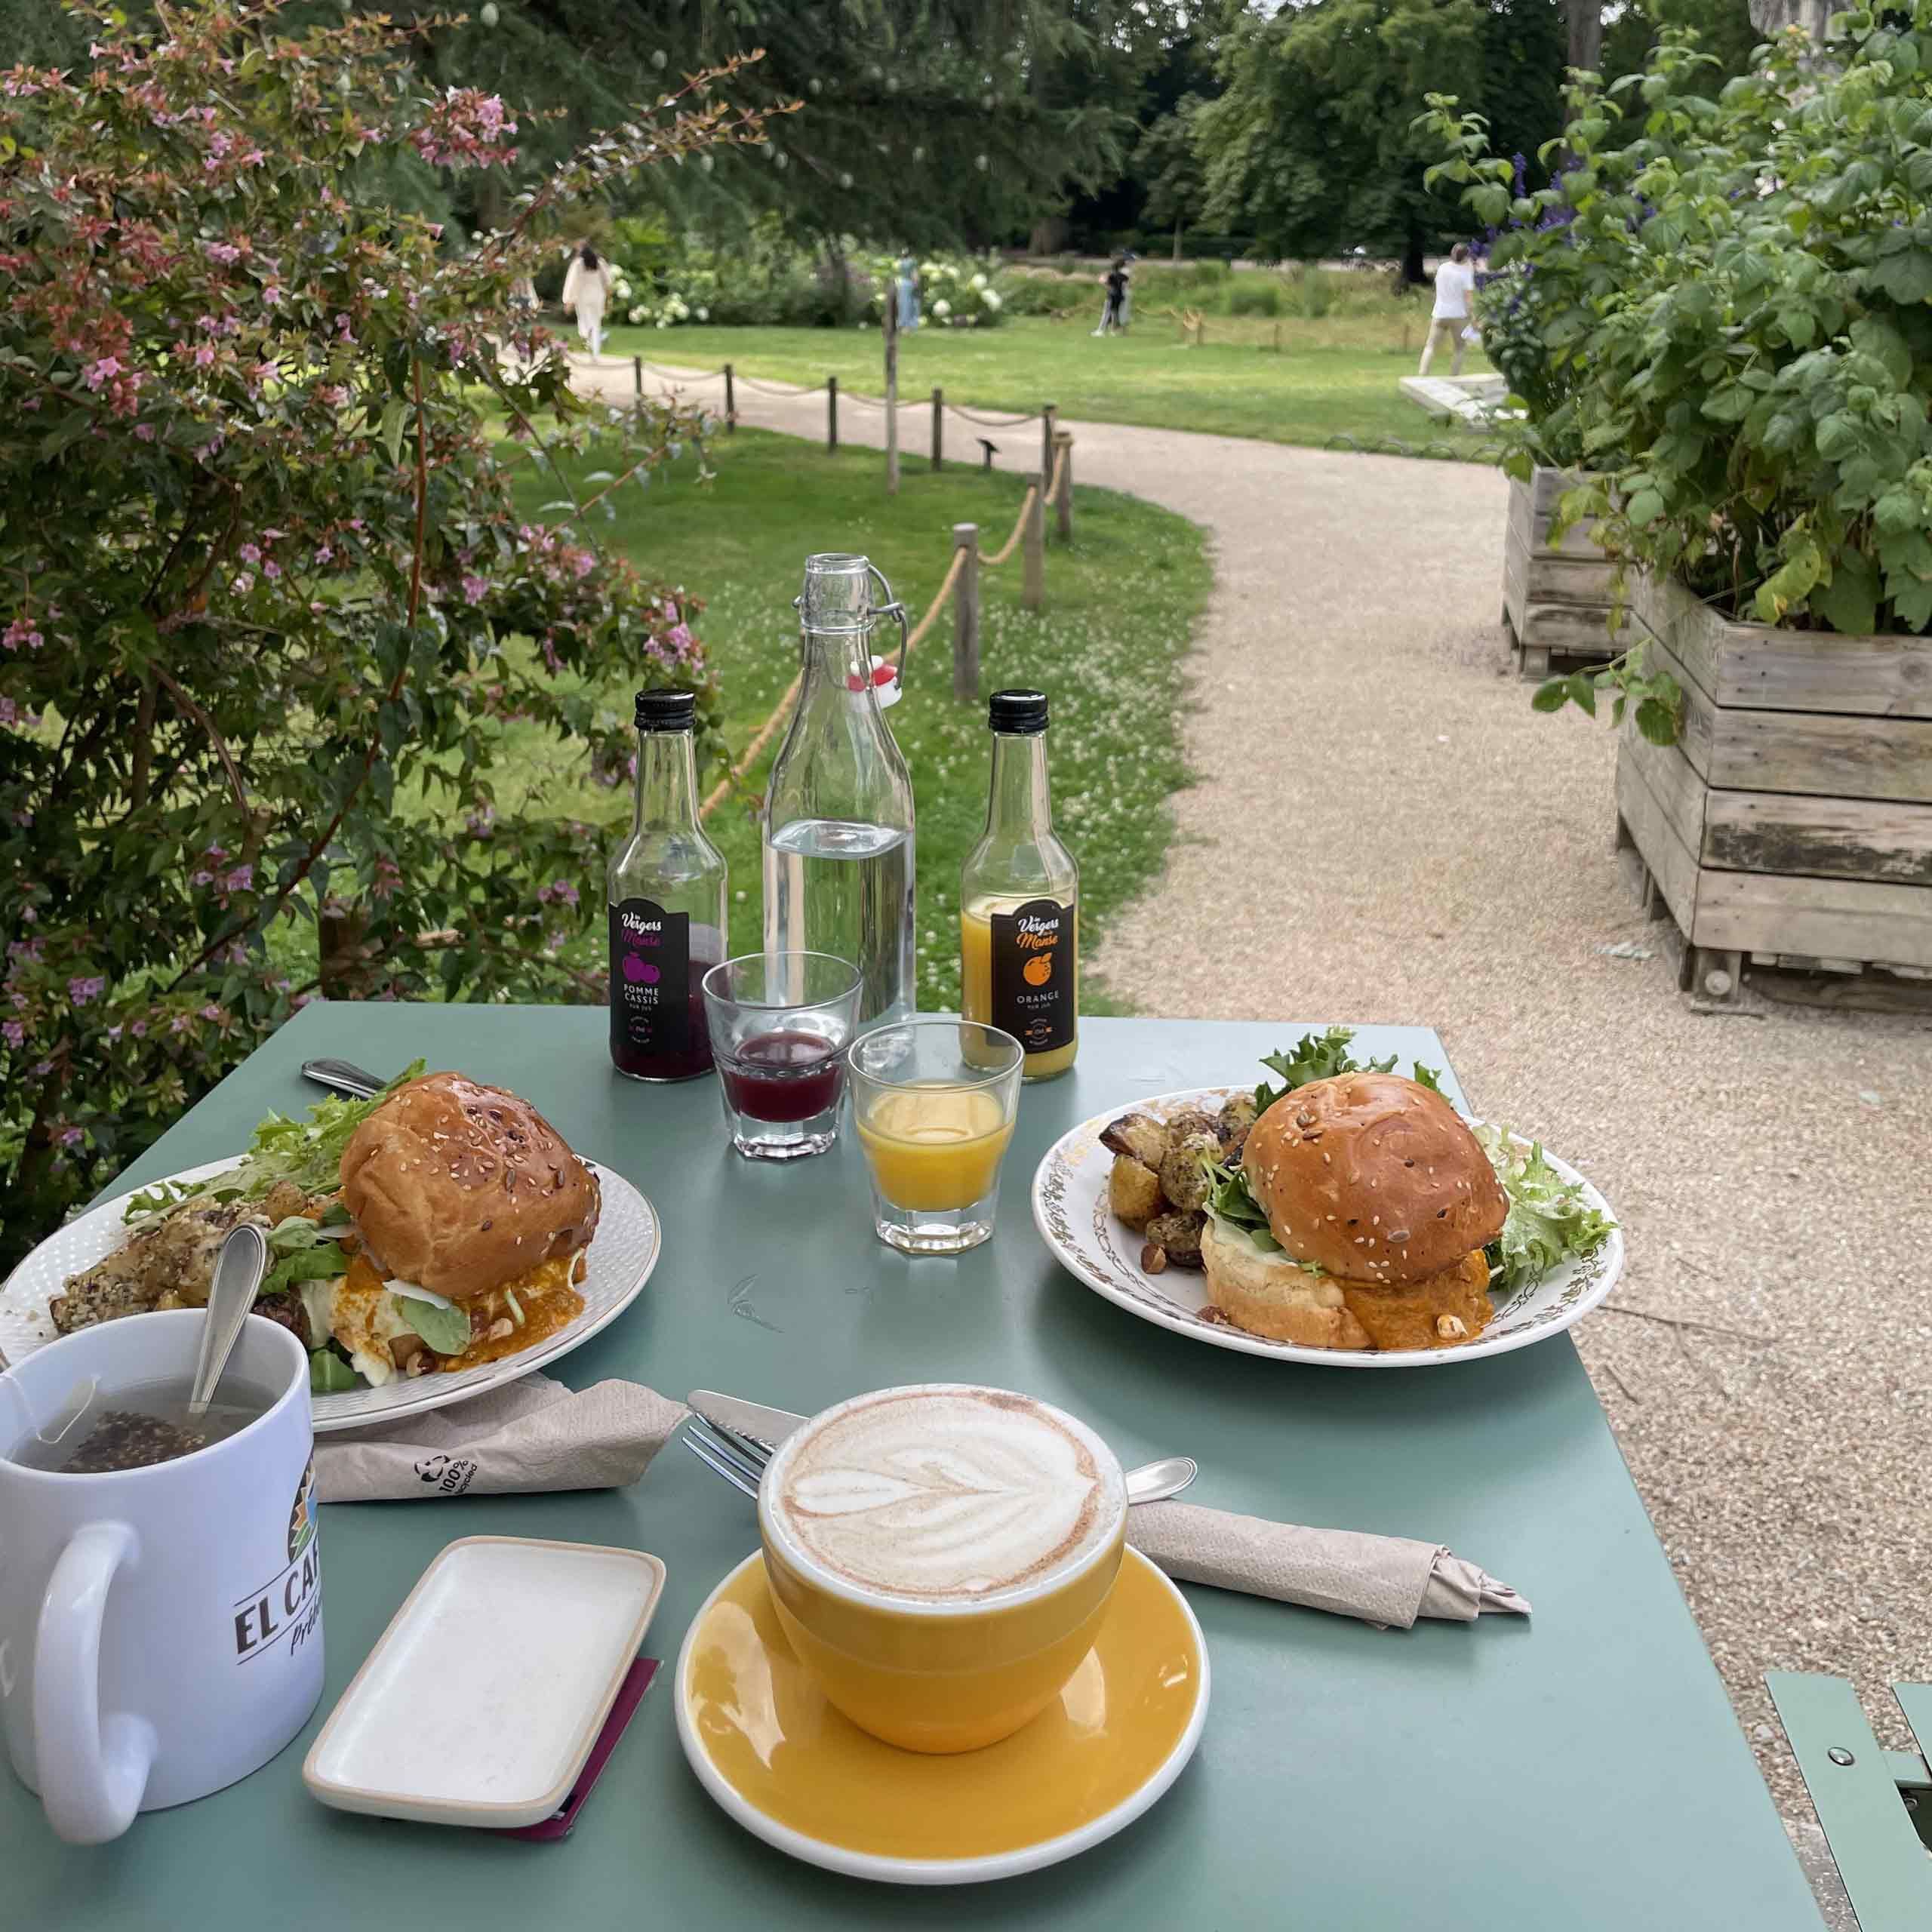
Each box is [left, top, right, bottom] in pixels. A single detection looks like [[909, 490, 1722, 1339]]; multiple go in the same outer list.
[[263, 561, 281, 580], [134, 423, 156, 441], [238, 541, 261, 565], [2, 619, 45, 651], [2, 1020, 22, 1048], [57, 1125, 83, 1149], [200, 1002, 222, 1021], [68, 974, 106, 1006], [131, 1019, 147, 1038], [224, 865, 253, 892], [462, 573, 489, 605]]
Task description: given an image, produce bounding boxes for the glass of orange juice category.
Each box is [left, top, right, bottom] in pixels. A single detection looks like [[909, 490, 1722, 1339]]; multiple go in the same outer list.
[[847, 1020, 1024, 1255]]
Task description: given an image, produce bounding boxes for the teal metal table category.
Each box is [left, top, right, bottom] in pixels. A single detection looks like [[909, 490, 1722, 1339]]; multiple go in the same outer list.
[[4, 1008, 1820, 1928]]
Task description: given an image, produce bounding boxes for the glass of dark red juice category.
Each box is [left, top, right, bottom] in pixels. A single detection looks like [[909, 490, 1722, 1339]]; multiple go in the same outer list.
[[701, 952, 863, 1161]]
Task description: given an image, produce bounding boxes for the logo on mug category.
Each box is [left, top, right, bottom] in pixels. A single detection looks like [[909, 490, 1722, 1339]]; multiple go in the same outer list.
[[235, 1459, 323, 1665]]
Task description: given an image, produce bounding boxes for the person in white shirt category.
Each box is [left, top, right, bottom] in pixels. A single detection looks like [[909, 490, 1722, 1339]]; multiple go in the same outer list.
[[1419, 243, 1476, 377], [561, 242, 613, 359]]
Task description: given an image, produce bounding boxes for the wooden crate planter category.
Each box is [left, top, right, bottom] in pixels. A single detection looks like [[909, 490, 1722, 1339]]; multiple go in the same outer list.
[[1500, 466, 1619, 680], [1614, 570, 1932, 1004]]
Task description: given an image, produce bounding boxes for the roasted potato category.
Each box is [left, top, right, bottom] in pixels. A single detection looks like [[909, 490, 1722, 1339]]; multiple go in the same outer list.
[[1100, 1111, 1171, 1171], [1158, 1131, 1217, 1213], [1145, 1209, 1207, 1269], [1108, 1155, 1164, 1230], [1217, 1092, 1258, 1143], [1164, 1109, 1217, 1143]]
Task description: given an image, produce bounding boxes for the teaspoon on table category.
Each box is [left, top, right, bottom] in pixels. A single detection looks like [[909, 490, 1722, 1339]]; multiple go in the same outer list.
[[187, 1224, 268, 1419]]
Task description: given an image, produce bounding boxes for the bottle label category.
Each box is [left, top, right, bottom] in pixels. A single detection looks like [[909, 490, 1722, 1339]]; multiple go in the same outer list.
[[609, 898, 690, 1060], [990, 898, 1075, 1056]]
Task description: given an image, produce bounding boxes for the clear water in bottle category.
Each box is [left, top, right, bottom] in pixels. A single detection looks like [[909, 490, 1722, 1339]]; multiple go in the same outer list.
[[764, 817, 916, 1028]]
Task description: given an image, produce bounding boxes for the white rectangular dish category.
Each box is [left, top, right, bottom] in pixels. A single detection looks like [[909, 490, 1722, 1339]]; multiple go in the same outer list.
[[303, 1535, 665, 1828]]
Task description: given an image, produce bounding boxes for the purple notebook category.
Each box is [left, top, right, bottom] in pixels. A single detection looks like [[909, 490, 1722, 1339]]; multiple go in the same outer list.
[[508, 1656, 660, 1841]]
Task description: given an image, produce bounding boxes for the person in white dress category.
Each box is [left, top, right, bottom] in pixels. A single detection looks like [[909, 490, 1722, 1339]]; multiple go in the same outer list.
[[1418, 243, 1475, 377], [561, 242, 613, 359]]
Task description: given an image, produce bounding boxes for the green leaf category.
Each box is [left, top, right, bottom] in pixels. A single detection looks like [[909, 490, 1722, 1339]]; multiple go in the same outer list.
[[1874, 251, 1932, 304], [1475, 1126, 1617, 1294], [1635, 696, 1678, 745], [380, 401, 407, 468], [309, 1349, 361, 1394], [1565, 672, 1598, 716], [1626, 488, 1666, 527], [1531, 678, 1571, 712], [393, 1291, 472, 1356], [1812, 554, 1880, 636]]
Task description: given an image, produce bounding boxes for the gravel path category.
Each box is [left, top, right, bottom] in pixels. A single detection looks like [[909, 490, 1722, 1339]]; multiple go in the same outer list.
[[583, 354, 1932, 1812]]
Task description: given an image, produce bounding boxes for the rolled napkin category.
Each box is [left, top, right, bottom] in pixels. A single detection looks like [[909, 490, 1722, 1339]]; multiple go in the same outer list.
[[1128, 1500, 1530, 1629], [313, 1375, 687, 1503]]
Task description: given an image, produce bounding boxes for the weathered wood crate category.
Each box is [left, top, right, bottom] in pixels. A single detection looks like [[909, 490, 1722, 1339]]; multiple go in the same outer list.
[[1501, 466, 1619, 680], [1614, 570, 1932, 1004]]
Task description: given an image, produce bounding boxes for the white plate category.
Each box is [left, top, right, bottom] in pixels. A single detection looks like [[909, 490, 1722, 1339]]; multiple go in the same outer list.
[[304, 1536, 665, 1826], [1031, 1087, 1623, 1368], [0, 1156, 660, 1432]]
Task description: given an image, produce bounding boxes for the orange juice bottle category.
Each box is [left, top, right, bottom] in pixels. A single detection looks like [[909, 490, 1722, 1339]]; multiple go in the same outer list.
[[960, 690, 1078, 1079]]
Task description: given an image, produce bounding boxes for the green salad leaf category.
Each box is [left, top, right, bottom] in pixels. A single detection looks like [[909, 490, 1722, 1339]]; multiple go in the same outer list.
[[1201, 1155, 1280, 1252], [393, 1293, 471, 1358], [1475, 1125, 1617, 1294], [309, 1348, 361, 1394], [1251, 1028, 1443, 1114], [124, 1060, 426, 1226]]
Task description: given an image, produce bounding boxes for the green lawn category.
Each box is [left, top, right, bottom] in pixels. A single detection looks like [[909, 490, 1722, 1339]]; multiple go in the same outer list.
[[503, 430, 1210, 1013], [599, 315, 1494, 456]]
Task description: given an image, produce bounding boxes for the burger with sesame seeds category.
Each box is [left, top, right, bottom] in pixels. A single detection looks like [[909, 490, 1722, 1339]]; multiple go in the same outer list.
[[1199, 1070, 1509, 1351]]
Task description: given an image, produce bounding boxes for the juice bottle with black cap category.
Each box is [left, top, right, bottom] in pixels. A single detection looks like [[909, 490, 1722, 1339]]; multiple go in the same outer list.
[[607, 688, 728, 1081], [960, 688, 1078, 1079]]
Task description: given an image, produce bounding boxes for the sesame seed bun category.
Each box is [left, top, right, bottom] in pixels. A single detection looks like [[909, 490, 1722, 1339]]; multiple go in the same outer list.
[[1241, 1072, 1507, 1287], [338, 1072, 600, 1300]]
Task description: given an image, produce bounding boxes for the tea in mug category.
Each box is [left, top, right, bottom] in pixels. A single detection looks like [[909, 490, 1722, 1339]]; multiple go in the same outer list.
[[5, 1374, 276, 1474]]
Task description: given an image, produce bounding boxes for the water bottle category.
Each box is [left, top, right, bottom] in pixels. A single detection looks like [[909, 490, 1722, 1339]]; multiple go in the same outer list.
[[762, 554, 916, 1029]]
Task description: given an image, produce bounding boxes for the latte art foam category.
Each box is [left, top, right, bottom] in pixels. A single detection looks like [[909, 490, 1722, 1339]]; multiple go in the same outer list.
[[771, 1388, 1123, 1600]]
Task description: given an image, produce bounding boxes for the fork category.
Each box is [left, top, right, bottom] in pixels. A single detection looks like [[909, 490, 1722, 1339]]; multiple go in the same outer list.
[[683, 1411, 1198, 1506]]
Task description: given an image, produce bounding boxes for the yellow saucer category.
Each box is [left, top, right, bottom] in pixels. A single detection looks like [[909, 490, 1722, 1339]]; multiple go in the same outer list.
[[675, 1547, 1209, 1885]]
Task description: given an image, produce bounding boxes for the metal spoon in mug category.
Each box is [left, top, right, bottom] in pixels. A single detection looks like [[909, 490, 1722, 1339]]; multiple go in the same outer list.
[[188, 1225, 269, 1419], [300, 1057, 388, 1101]]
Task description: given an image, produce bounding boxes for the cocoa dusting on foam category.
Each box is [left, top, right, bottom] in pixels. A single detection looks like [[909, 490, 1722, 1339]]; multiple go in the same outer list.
[[774, 1389, 1115, 1600]]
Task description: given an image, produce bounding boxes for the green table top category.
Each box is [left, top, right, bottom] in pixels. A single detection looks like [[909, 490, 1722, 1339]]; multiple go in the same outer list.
[[4, 1007, 1818, 1927]]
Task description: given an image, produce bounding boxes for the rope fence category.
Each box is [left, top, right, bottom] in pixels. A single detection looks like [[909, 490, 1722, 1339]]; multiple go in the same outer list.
[[696, 431, 1077, 824]]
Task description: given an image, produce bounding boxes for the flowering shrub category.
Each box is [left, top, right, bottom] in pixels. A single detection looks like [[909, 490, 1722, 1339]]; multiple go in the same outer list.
[[0, 2, 776, 1265], [869, 254, 1008, 328], [626, 266, 718, 328]]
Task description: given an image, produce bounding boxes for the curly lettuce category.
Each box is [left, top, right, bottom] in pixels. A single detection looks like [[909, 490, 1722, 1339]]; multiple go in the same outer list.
[[122, 1060, 425, 1226], [1475, 1125, 1617, 1294], [1251, 1027, 1441, 1113]]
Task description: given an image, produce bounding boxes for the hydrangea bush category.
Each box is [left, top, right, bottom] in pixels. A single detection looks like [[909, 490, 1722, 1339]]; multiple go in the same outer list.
[[870, 254, 1008, 328], [0, 2, 775, 1266]]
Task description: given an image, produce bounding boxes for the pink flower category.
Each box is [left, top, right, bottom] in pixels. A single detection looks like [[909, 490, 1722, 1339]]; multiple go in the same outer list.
[[2, 1021, 22, 1049], [57, 1125, 83, 1149], [134, 423, 156, 441], [203, 844, 228, 862], [200, 1002, 222, 1021], [231, 572, 254, 595], [68, 975, 106, 1006], [131, 1020, 147, 1038], [224, 865, 253, 892], [238, 542, 261, 565], [461, 573, 488, 605], [83, 355, 122, 389], [2, 619, 44, 651], [263, 561, 280, 580], [193, 343, 216, 368]]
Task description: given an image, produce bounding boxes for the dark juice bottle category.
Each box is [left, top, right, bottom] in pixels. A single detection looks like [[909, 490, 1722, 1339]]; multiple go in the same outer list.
[[607, 688, 727, 1081]]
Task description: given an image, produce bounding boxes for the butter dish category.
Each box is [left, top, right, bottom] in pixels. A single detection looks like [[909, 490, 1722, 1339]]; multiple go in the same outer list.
[[303, 1535, 665, 1828]]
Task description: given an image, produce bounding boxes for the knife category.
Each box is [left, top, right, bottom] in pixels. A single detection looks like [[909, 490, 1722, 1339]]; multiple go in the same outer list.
[[686, 1388, 801, 1453], [685, 1389, 1200, 1506]]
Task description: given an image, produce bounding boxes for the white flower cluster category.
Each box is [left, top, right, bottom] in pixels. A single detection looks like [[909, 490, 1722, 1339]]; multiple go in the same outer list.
[[873, 252, 1009, 328]]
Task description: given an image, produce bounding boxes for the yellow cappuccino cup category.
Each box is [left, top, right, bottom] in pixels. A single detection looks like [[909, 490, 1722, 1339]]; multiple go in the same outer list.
[[756, 1384, 1128, 1754]]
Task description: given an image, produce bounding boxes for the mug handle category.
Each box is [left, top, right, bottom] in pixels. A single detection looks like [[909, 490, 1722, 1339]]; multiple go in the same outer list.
[[33, 1521, 155, 1844]]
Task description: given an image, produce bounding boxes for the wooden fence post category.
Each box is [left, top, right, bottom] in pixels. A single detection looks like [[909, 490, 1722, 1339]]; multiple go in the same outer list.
[[884, 299, 900, 497], [1040, 403, 1056, 489], [931, 386, 943, 469], [827, 375, 838, 454], [1023, 472, 1045, 613], [632, 355, 643, 405], [952, 524, 980, 701], [1053, 430, 1073, 544], [724, 361, 736, 433], [1271, 321, 1281, 354]]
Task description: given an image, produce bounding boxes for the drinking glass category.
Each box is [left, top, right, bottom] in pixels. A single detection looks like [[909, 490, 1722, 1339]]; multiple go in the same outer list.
[[846, 1020, 1024, 1254], [701, 952, 863, 1161]]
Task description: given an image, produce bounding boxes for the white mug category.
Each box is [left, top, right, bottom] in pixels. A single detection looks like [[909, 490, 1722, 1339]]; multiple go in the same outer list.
[[0, 1310, 323, 1843]]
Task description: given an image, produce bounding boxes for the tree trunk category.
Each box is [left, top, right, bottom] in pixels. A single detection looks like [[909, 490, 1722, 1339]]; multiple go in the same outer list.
[[1401, 226, 1426, 287], [1028, 215, 1069, 257], [1565, 0, 1603, 82], [1173, 221, 1183, 262]]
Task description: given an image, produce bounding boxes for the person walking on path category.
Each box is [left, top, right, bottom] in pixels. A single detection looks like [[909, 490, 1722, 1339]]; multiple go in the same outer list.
[[1117, 250, 1137, 332], [896, 251, 921, 331], [561, 242, 613, 360], [1093, 256, 1128, 337], [1418, 243, 1475, 377]]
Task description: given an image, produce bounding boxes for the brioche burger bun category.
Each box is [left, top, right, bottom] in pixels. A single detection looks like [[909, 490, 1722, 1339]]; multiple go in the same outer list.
[[324, 1072, 601, 1381], [1202, 1072, 1509, 1352]]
